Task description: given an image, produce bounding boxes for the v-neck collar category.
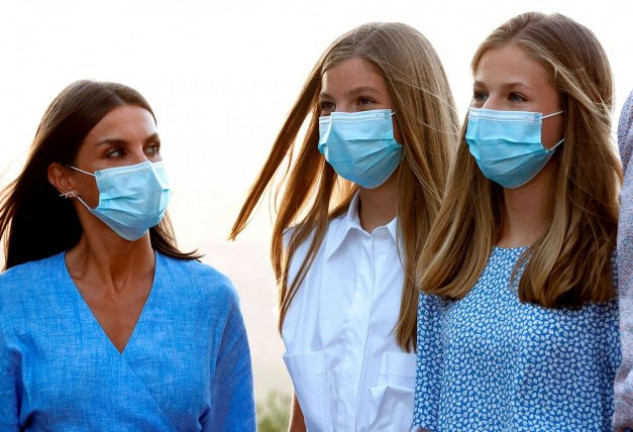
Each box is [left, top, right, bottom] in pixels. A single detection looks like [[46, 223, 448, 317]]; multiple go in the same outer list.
[[58, 251, 161, 356]]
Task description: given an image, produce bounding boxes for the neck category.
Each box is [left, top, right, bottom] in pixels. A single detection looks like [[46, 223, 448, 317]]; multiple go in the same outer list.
[[497, 161, 556, 248], [65, 230, 155, 293], [358, 172, 398, 232]]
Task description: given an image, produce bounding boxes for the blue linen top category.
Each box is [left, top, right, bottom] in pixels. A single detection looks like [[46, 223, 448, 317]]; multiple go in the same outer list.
[[0, 252, 255, 431], [413, 247, 620, 431]]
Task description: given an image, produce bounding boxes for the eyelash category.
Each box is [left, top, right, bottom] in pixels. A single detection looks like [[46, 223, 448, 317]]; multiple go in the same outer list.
[[472, 92, 528, 103], [146, 142, 161, 155], [473, 91, 487, 101], [318, 97, 377, 114], [103, 143, 160, 159], [319, 101, 335, 113], [105, 148, 124, 158], [509, 92, 527, 102]]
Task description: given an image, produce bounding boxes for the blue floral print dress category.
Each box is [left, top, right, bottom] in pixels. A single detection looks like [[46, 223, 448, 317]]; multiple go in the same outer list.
[[413, 247, 619, 432]]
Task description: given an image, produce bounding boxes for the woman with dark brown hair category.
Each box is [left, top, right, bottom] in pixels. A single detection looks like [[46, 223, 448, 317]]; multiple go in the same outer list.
[[0, 80, 255, 431]]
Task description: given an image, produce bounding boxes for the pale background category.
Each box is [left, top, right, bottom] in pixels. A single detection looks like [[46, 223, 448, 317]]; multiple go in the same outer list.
[[1, 0, 632, 402]]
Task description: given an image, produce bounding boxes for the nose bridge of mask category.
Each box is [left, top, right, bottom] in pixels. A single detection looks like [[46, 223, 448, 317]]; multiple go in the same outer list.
[[317, 109, 401, 189], [96, 162, 167, 208], [70, 161, 165, 203], [467, 107, 558, 146], [327, 109, 395, 121], [68, 161, 171, 241], [68, 161, 167, 207], [466, 107, 564, 189], [318, 109, 396, 153]]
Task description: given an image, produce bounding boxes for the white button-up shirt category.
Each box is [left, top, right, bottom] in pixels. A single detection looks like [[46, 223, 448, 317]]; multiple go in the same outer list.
[[282, 193, 417, 432]]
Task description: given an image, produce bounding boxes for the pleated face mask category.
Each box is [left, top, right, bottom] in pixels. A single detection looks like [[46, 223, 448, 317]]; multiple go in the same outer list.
[[465, 107, 564, 188], [67, 161, 171, 241], [318, 109, 402, 189]]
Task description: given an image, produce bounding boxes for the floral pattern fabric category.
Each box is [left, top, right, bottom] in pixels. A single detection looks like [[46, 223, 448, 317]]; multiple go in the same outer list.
[[413, 247, 620, 432], [615, 90, 633, 430]]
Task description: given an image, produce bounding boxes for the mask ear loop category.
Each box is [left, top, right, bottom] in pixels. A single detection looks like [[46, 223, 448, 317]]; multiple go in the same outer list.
[[58, 166, 93, 198], [67, 165, 95, 177], [389, 110, 404, 147], [542, 110, 564, 119], [542, 110, 565, 151], [60, 166, 96, 209], [59, 190, 94, 211], [549, 138, 565, 152]]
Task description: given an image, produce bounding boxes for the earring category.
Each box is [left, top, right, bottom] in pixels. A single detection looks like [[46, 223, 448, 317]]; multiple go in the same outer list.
[[60, 191, 78, 199]]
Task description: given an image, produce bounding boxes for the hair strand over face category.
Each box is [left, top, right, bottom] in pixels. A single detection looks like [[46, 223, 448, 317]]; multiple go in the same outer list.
[[230, 22, 459, 351], [417, 12, 620, 308]]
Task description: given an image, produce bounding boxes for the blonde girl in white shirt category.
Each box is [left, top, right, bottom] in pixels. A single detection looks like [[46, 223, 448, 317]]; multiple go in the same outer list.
[[231, 22, 458, 431]]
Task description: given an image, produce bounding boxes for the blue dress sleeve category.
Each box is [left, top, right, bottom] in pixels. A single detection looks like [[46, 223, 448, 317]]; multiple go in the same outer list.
[[203, 288, 256, 431], [0, 319, 20, 431], [615, 90, 633, 426], [412, 292, 443, 430]]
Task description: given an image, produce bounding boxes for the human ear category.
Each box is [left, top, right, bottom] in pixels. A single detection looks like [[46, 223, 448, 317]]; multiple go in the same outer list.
[[392, 112, 404, 144], [47, 162, 77, 197]]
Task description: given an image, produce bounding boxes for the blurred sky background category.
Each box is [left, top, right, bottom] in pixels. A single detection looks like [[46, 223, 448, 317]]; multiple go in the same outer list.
[[1, 0, 632, 402]]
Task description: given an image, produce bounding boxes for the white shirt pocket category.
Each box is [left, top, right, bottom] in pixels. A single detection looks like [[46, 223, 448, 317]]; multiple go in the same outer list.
[[283, 350, 333, 432], [368, 351, 417, 430]]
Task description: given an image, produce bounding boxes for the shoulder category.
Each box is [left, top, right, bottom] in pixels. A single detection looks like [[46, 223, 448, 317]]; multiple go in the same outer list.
[[284, 216, 347, 280], [619, 90, 633, 141], [0, 253, 66, 332], [156, 253, 239, 305], [0, 253, 65, 299], [0, 253, 64, 283], [619, 90, 633, 169], [284, 214, 345, 253]]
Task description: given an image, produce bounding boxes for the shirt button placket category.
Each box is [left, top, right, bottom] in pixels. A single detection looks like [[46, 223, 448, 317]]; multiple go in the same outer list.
[[342, 232, 373, 429]]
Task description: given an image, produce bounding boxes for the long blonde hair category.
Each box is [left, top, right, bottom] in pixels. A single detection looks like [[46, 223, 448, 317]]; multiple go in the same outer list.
[[418, 12, 621, 307], [231, 22, 458, 351]]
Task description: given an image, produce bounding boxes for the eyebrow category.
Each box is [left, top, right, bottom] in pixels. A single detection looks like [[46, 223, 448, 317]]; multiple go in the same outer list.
[[319, 86, 382, 99], [96, 133, 160, 146], [473, 80, 534, 91]]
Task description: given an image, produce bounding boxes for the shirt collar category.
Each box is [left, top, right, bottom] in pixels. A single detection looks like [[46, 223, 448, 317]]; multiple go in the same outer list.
[[324, 192, 399, 259]]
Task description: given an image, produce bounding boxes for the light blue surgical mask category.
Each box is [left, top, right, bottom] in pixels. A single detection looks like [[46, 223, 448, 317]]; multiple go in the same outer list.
[[465, 107, 564, 189], [318, 109, 402, 189], [66, 161, 171, 241]]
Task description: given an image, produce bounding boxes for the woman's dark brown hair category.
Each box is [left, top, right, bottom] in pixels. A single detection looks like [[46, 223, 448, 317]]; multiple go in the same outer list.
[[0, 80, 199, 270]]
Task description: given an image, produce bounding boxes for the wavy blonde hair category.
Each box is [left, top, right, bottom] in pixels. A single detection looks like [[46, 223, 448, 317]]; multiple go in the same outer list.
[[231, 22, 458, 351], [418, 12, 621, 307]]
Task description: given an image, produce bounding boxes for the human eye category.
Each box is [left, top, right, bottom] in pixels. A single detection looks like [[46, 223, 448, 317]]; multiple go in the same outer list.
[[509, 92, 527, 103], [472, 91, 488, 103], [471, 91, 488, 108], [105, 147, 124, 159], [145, 141, 161, 156], [319, 100, 335, 115], [357, 96, 375, 108]]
